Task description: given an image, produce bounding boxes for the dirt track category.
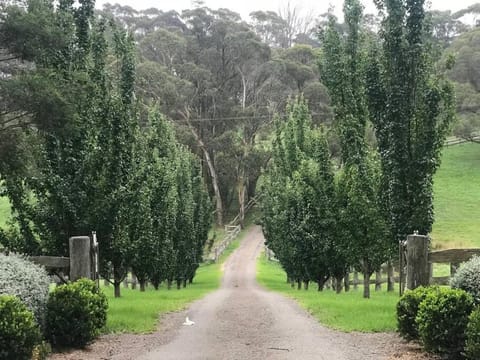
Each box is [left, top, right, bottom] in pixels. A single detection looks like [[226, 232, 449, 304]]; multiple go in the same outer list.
[[51, 225, 434, 360]]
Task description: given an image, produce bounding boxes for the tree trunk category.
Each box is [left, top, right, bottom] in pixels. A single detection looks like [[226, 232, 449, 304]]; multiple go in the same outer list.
[[189, 276, 194, 284], [304, 281, 309, 290], [297, 280, 301, 290], [131, 274, 137, 290], [387, 261, 395, 292], [335, 275, 343, 294], [114, 281, 121, 298], [140, 279, 146, 292], [188, 124, 223, 226], [183, 279, 187, 288], [375, 270, 382, 291], [290, 279, 295, 288], [237, 176, 246, 229], [177, 279, 181, 290], [167, 279, 172, 290], [353, 271, 359, 290], [344, 272, 350, 292], [317, 280, 324, 291], [363, 271, 370, 299]]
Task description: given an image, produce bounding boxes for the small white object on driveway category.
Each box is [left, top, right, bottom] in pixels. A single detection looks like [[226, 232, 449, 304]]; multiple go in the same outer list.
[[183, 316, 195, 326]]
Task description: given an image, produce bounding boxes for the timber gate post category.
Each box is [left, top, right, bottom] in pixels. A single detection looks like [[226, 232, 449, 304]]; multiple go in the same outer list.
[[406, 234, 430, 290], [69, 236, 91, 281]]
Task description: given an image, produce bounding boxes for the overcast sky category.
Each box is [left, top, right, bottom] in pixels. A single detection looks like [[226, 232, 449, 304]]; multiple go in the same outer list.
[[94, 0, 480, 20]]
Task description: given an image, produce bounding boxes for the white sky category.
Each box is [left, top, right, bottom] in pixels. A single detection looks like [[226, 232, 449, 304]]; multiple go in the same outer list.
[[94, 0, 480, 20]]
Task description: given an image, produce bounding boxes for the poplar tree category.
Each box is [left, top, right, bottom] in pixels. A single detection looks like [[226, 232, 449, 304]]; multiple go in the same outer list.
[[366, 0, 455, 248], [321, 0, 389, 298]]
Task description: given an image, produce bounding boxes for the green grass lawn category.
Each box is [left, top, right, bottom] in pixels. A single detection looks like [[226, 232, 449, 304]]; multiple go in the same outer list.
[[432, 142, 480, 249], [256, 255, 398, 333], [103, 230, 245, 334], [0, 196, 10, 228]]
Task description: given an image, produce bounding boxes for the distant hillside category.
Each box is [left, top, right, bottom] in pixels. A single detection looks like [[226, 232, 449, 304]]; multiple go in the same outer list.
[[431, 142, 480, 248]]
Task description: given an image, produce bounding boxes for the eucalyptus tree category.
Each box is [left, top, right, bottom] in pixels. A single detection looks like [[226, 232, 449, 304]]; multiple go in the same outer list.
[[366, 0, 455, 250]]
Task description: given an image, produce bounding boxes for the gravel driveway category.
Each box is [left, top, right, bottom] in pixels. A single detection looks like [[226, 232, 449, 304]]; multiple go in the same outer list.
[[50, 226, 435, 360]]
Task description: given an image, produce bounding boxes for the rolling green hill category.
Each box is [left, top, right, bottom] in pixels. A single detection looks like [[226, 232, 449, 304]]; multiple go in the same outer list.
[[432, 142, 480, 248]]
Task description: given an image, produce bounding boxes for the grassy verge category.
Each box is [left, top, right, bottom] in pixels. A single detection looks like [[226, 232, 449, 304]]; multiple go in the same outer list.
[[0, 196, 10, 229], [432, 142, 480, 248], [257, 255, 398, 333], [103, 225, 248, 334]]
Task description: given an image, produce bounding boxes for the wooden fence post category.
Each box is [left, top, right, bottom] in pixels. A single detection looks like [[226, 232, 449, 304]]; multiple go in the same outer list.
[[353, 271, 359, 290], [406, 234, 430, 290], [387, 261, 395, 292], [69, 236, 91, 281]]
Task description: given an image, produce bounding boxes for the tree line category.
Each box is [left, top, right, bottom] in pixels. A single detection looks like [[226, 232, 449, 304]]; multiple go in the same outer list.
[[0, 0, 210, 297], [0, 0, 478, 298], [262, 0, 455, 298]]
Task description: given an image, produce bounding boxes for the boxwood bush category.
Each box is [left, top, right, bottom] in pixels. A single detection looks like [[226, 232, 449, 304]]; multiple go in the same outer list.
[[397, 286, 439, 341], [451, 256, 480, 304], [0, 253, 50, 327], [417, 287, 474, 357], [46, 279, 108, 348], [466, 307, 480, 360], [0, 295, 41, 360]]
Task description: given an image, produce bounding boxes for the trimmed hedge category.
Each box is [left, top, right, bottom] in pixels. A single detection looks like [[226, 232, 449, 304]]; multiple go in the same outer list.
[[0, 254, 50, 327], [0, 295, 41, 360], [451, 256, 480, 305], [466, 307, 480, 360], [46, 279, 108, 348], [417, 287, 474, 357], [397, 286, 438, 341]]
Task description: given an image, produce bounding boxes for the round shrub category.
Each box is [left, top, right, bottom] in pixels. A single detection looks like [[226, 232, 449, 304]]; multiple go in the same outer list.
[[0, 253, 50, 327], [397, 286, 439, 341], [417, 287, 474, 356], [451, 256, 480, 304], [0, 295, 41, 360], [46, 279, 108, 348], [466, 307, 480, 360]]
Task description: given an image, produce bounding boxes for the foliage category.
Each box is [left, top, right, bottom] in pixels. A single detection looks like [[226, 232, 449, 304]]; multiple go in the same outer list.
[[0, 253, 50, 327], [321, 0, 389, 298], [451, 255, 480, 304], [416, 287, 474, 356], [466, 307, 480, 360], [367, 0, 455, 252], [0, 295, 41, 360], [396, 286, 438, 340], [261, 97, 339, 290], [46, 279, 108, 348], [443, 27, 480, 141]]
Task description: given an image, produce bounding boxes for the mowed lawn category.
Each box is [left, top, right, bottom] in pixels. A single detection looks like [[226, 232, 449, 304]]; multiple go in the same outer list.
[[431, 142, 480, 248], [256, 256, 398, 333]]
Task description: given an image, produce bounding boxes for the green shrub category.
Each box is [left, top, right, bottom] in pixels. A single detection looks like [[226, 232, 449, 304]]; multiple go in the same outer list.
[[451, 256, 480, 304], [397, 286, 438, 341], [0, 253, 50, 327], [417, 287, 474, 356], [0, 295, 41, 360], [46, 279, 107, 348], [466, 307, 480, 360]]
